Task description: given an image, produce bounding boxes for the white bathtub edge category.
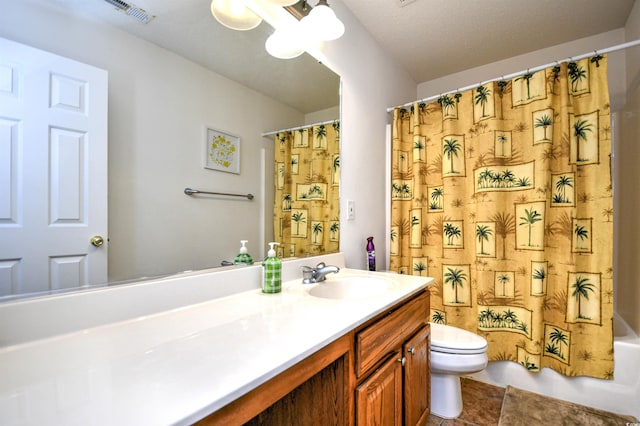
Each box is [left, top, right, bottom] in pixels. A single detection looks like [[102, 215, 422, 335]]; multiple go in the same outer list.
[[470, 314, 640, 420]]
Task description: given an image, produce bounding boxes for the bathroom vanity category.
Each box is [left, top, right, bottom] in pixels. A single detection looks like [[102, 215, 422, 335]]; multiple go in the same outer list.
[[0, 254, 433, 425], [201, 287, 431, 425]]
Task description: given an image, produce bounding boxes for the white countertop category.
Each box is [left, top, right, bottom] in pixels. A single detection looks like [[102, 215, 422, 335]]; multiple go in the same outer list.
[[0, 268, 431, 426]]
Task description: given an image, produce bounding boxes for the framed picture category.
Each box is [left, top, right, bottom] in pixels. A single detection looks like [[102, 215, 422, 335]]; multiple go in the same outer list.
[[204, 127, 240, 174]]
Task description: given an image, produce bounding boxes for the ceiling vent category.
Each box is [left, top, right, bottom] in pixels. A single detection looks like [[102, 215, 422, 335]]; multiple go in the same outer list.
[[396, 0, 417, 7], [103, 0, 155, 24]]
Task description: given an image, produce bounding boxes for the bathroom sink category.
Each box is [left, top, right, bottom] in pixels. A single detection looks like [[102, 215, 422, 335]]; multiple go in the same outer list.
[[307, 275, 391, 300]]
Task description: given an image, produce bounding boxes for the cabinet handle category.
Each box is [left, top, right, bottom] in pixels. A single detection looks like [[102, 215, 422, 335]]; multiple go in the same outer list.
[[407, 347, 416, 355], [397, 357, 406, 366]]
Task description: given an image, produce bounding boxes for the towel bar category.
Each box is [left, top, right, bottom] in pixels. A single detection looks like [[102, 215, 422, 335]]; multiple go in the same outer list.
[[184, 187, 254, 200]]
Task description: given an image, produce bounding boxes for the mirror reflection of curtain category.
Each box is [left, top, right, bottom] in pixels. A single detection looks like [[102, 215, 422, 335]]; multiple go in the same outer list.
[[391, 56, 613, 379], [273, 122, 340, 258]]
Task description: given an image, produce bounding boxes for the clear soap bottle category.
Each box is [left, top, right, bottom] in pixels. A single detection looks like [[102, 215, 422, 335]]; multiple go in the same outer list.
[[262, 242, 281, 293], [233, 240, 254, 265]]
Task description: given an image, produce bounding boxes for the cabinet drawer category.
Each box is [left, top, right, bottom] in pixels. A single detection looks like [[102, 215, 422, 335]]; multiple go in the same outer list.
[[355, 292, 429, 377]]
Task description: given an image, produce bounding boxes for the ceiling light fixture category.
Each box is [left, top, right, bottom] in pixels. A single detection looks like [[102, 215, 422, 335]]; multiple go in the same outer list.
[[267, 0, 300, 6], [210, 0, 344, 59], [264, 0, 344, 59], [300, 0, 344, 41], [210, 0, 262, 31], [210, 0, 300, 30], [265, 22, 307, 59]]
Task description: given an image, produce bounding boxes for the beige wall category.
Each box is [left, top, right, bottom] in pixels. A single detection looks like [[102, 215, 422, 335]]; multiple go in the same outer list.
[[0, 2, 303, 283], [617, 88, 640, 335], [618, 2, 640, 335], [314, 1, 417, 270], [626, 0, 640, 92], [417, 29, 627, 110], [304, 105, 341, 125]]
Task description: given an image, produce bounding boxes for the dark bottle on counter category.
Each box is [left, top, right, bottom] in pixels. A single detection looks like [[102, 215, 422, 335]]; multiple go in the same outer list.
[[366, 237, 376, 271]]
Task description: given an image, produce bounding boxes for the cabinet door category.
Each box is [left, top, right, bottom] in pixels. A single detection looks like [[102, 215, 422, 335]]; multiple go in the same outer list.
[[403, 324, 431, 426], [355, 292, 429, 377], [355, 354, 403, 426]]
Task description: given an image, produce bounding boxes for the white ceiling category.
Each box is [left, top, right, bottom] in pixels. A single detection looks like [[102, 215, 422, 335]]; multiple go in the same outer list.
[[339, 0, 636, 83]]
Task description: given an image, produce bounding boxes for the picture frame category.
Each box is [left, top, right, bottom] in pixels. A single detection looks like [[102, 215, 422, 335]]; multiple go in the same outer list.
[[204, 127, 240, 174]]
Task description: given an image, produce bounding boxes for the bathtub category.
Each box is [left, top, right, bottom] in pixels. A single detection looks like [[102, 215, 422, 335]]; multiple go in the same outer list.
[[470, 313, 640, 419]]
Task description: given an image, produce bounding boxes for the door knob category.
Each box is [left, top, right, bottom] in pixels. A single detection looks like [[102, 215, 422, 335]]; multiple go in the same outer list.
[[90, 235, 104, 247]]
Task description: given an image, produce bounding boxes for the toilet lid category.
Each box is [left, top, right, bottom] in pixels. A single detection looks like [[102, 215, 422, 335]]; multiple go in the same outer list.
[[430, 322, 488, 354]]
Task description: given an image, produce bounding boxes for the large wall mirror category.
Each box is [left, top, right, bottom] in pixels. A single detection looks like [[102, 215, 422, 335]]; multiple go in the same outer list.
[[0, 0, 340, 300]]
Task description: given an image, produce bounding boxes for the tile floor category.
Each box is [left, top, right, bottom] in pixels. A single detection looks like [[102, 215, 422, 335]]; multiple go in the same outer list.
[[426, 377, 506, 426]]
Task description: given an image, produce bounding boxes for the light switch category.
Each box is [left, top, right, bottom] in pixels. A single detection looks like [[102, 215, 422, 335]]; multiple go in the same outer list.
[[347, 200, 355, 220]]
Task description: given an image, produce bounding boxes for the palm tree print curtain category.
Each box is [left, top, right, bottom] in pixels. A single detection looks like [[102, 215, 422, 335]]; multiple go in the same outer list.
[[390, 56, 613, 378], [273, 121, 340, 258]]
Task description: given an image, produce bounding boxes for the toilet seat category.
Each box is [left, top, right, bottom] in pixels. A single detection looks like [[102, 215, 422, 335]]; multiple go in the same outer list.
[[430, 322, 488, 355]]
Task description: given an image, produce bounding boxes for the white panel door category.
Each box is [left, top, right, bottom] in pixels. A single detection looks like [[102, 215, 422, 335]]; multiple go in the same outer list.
[[0, 37, 108, 297]]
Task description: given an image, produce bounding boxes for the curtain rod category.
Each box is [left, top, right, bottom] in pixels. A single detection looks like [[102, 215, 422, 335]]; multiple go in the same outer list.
[[386, 38, 640, 112], [261, 118, 339, 137]]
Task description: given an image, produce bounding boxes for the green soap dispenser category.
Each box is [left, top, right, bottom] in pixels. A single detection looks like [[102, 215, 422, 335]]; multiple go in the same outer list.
[[262, 242, 281, 294], [234, 240, 254, 266]]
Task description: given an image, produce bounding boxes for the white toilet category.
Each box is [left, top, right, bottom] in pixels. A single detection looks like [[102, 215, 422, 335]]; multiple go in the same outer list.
[[429, 322, 488, 419]]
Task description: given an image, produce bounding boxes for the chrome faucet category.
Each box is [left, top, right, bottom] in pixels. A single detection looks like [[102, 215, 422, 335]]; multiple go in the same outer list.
[[302, 262, 340, 283]]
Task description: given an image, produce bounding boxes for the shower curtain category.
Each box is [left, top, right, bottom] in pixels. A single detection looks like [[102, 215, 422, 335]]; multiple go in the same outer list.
[[273, 122, 340, 259], [390, 56, 613, 379]]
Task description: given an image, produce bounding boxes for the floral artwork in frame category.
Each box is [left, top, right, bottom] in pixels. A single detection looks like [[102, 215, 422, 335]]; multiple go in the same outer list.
[[204, 127, 240, 174]]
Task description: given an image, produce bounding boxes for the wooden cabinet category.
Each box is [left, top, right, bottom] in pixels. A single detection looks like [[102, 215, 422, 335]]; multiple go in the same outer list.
[[355, 352, 403, 425], [403, 324, 431, 425], [355, 292, 430, 426], [197, 334, 354, 426], [197, 291, 430, 426]]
